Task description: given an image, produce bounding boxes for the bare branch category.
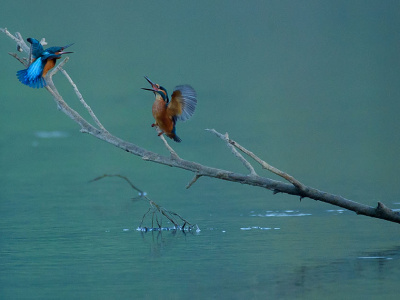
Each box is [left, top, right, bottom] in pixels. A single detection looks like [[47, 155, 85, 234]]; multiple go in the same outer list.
[[59, 66, 108, 133], [92, 174, 199, 232], [159, 133, 180, 159], [90, 174, 145, 195], [48, 57, 69, 77], [207, 128, 306, 191], [47, 58, 108, 133], [1, 29, 29, 53], [8, 52, 27, 66], [39, 38, 47, 46], [206, 129, 257, 176], [2, 28, 400, 225]]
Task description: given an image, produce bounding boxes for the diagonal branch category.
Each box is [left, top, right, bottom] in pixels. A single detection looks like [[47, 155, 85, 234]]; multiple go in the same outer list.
[[158, 132, 180, 159], [2, 28, 400, 225], [59, 66, 108, 133], [207, 128, 306, 192], [206, 129, 257, 176], [48, 58, 108, 132], [8, 52, 27, 66], [1, 28, 29, 53]]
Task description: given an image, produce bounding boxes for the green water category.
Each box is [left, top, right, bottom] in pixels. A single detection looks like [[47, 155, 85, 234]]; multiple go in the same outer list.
[[1, 1, 400, 299]]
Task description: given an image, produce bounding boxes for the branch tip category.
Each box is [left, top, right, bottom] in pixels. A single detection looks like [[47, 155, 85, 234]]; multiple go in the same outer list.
[[186, 174, 202, 189]]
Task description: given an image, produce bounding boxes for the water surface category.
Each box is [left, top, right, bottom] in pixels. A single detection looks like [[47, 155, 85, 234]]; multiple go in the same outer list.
[[1, 1, 400, 299]]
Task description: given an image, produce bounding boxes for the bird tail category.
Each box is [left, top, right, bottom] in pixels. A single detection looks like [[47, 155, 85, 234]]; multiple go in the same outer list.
[[172, 134, 182, 143], [169, 126, 182, 142], [16, 69, 46, 89]]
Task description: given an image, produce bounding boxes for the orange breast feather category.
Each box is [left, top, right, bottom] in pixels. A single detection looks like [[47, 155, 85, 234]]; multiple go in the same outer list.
[[42, 59, 56, 78]]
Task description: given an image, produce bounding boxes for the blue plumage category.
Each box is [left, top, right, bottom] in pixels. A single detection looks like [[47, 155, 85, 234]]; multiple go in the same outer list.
[[173, 85, 197, 122], [17, 57, 46, 88], [27, 38, 44, 60], [16, 38, 73, 89], [16, 53, 61, 88]]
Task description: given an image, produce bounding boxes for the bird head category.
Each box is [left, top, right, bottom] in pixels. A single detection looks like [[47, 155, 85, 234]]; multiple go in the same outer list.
[[45, 43, 74, 55], [142, 76, 169, 102]]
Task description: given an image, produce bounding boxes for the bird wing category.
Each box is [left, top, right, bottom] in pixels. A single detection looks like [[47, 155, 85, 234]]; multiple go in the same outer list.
[[167, 85, 197, 122], [16, 57, 47, 88], [27, 38, 44, 61]]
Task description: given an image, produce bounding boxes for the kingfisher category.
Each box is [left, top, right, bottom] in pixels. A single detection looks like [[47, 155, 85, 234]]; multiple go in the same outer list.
[[16, 38, 73, 88], [142, 76, 197, 142]]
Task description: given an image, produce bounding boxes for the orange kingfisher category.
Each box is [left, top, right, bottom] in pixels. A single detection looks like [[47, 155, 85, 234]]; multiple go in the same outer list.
[[142, 76, 197, 142], [16, 38, 73, 88]]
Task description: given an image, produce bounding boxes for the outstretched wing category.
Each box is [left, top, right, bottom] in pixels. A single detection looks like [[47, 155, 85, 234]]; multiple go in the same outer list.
[[167, 85, 197, 122], [27, 38, 44, 61], [16, 56, 47, 88]]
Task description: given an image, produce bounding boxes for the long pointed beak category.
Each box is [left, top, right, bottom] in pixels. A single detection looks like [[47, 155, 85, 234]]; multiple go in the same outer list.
[[63, 43, 74, 50], [58, 51, 73, 55], [142, 75, 158, 91], [141, 88, 156, 92]]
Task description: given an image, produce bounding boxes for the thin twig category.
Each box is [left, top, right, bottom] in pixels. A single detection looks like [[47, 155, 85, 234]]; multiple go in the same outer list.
[[158, 131, 180, 159], [8, 52, 27, 66], [140, 208, 152, 228], [1, 29, 29, 53], [39, 38, 47, 46], [186, 174, 202, 189], [225, 131, 257, 175], [206, 128, 306, 192], [60, 68, 108, 133], [48, 57, 69, 77], [90, 174, 145, 195], [231, 138, 306, 191], [91, 174, 198, 230], [47, 58, 108, 133], [208, 130, 257, 176]]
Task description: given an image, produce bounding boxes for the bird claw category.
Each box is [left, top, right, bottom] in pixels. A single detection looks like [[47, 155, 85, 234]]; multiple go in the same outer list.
[[151, 123, 164, 136]]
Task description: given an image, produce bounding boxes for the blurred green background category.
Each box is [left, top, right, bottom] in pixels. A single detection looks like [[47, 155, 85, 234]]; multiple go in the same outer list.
[[1, 1, 400, 299]]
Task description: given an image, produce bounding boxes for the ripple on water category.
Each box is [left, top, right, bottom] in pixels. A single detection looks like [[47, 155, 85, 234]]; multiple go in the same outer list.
[[34, 131, 70, 138], [250, 210, 312, 217], [358, 256, 393, 260], [240, 227, 280, 231]]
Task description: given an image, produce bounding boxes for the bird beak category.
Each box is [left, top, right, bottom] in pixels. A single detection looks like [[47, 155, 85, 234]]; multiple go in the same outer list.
[[58, 51, 73, 55], [63, 43, 74, 50], [141, 76, 159, 92]]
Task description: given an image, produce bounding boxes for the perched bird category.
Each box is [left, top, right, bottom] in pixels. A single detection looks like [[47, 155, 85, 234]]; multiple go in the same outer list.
[[142, 76, 197, 142], [16, 38, 73, 88]]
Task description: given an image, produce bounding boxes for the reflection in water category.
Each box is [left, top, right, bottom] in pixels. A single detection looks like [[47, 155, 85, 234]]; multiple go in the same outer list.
[[34, 131, 70, 138], [249, 209, 349, 217], [240, 226, 281, 230], [139, 230, 197, 258], [274, 246, 400, 298]]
